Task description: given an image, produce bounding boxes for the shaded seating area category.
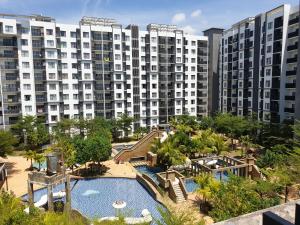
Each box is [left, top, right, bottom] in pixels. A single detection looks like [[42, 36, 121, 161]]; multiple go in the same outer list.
[[190, 156, 256, 180]]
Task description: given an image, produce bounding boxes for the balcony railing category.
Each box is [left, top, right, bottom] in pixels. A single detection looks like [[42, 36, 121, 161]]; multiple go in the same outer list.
[[287, 42, 298, 51], [289, 16, 299, 26], [286, 69, 297, 76], [284, 107, 295, 113], [287, 56, 297, 64], [285, 83, 296, 88], [288, 29, 299, 39], [285, 95, 295, 101]]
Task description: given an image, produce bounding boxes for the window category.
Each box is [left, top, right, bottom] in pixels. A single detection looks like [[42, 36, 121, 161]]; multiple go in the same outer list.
[[48, 73, 55, 79], [176, 39, 181, 44], [62, 84, 69, 90], [177, 48, 181, 53], [61, 42, 67, 48], [83, 53, 90, 59], [23, 73, 30, 79], [114, 34, 120, 40], [50, 105, 57, 111], [85, 94, 92, 100], [48, 62, 55, 69], [64, 104, 70, 110], [265, 91, 270, 98], [265, 103, 270, 110], [266, 80, 271, 87], [191, 41, 196, 46], [22, 62, 30, 68], [83, 32, 89, 38], [267, 34, 272, 42], [70, 32, 77, 38], [151, 37, 156, 42], [48, 85, 56, 92], [84, 73, 91, 79], [266, 68, 271, 76], [86, 104, 92, 109], [21, 39, 28, 46], [71, 42, 77, 48], [46, 29, 53, 35], [267, 45, 272, 53], [25, 106, 32, 112], [63, 94, 69, 100], [115, 54, 121, 60], [267, 22, 273, 30], [151, 46, 157, 52], [24, 95, 31, 101], [152, 56, 157, 61], [60, 31, 66, 37], [21, 50, 29, 57], [23, 84, 31, 90], [115, 44, 120, 50], [5, 25, 13, 33], [51, 116, 57, 122], [47, 40, 54, 47], [47, 51, 55, 58], [115, 64, 121, 70], [266, 57, 272, 65], [84, 63, 90, 69], [85, 83, 91, 90], [83, 42, 90, 48]]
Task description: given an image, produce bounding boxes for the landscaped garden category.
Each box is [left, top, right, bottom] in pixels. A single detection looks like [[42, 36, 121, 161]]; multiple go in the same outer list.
[[0, 113, 299, 224]]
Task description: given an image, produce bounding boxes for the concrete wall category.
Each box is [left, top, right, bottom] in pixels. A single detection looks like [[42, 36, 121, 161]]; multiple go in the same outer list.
[[214, 199, 300, 225]]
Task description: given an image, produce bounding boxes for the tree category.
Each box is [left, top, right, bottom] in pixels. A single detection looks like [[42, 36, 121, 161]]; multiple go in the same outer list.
[[211, 133, 229, 156], [240, 135, 252, 156], [55, 140, 76, 168], [33, 153, 45, 171], [85, 117, 112, 139], [116, 113, 135, 138], [11, 116, 49, 150], [208, 175, 280, 222], [0, 130, 17, 157], [52, 118, 75, 141], [24, 150, 35, 169], [195, 173, 220, 208], [86, 133, 112, 165], [133, 127, 148, 140]]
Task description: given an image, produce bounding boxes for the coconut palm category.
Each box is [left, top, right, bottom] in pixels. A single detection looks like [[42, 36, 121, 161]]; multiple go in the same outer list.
[[211, 134, 229, 155], [240, 135, 252, 156], [195, 173, 220, 206]]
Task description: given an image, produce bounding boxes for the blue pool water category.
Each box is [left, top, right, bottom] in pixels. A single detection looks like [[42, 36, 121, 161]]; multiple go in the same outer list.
[[184, 179, 199, 193], [135, 166, 163, 185], [33, 161, 47, 169], [23, 178, 162, 222]]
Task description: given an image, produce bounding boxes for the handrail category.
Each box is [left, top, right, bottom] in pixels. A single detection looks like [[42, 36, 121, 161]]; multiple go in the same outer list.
[[168, 179, 178, 203], [178, 177, 188, 200], [114, 130, 161, 160]]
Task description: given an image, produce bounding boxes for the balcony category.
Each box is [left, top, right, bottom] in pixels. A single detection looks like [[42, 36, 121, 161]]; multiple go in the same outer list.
[[287, 56, 298, 64], [286, 69, 297, 76], [287, 42, 298, 51], [285, 95, 295, 101], [289, 16, 299, 26], [284, 107, 295, 113], [285, 82, 296, 88], [288, 29, 299, 39]]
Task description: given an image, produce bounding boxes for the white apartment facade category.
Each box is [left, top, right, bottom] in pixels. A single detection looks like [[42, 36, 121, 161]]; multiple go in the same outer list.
[[219, 4, 300, 123], [0, 15, 208, 131]]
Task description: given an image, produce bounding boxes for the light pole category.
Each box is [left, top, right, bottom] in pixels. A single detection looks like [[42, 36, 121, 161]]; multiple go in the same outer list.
[[0, 65, 5, 130]]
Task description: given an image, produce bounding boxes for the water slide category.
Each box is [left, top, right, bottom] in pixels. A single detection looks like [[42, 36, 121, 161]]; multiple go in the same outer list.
[[24, 191, 66, 213]]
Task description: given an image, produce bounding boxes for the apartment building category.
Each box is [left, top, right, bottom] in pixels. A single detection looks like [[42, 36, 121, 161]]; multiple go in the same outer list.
[[0, 14, 208, 131], [219, 4, 300, 123]]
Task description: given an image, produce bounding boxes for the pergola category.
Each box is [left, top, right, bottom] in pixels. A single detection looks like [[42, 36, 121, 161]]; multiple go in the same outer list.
[[190, 156, 251, 180]]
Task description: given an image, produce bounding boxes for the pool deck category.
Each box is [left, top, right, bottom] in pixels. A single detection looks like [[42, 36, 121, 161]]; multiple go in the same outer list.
[[0, 156, 138, 197]]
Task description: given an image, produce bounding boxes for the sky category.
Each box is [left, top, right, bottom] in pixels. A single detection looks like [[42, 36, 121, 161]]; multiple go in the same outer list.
[[0, 0, 299, 35]]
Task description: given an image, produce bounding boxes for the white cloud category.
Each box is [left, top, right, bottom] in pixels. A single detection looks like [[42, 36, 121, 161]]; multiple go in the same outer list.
[[172, 12, 186, 24], [191, 9, 202, 18], [182, 25, 196, 34]]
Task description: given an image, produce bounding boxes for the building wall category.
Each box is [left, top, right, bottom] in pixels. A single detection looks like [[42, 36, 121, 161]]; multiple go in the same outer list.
[[218, 4, 300, 123], [0, 15, 208, 132]]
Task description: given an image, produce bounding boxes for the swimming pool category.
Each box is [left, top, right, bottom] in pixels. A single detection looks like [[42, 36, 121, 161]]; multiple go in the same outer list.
[[23, 178, 162, 222], [135, 166, 163, 185]]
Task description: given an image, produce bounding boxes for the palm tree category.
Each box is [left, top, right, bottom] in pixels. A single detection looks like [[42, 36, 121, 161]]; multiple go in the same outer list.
[[211, 134, 229, 155], [195, 173, 220, 208], [24, 150, 35, 169], [240, 135, 252, 156]]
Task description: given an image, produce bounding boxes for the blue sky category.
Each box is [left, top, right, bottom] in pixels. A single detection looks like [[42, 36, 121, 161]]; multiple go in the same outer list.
[[0, 0, 299, 34]]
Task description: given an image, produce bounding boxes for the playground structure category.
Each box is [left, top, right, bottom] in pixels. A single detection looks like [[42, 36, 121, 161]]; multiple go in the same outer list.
[[27, 152, 71, 211]]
